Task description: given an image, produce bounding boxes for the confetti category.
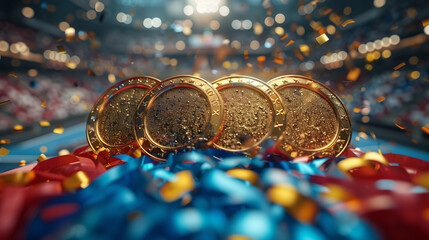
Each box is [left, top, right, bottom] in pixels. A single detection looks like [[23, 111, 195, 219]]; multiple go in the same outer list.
[[0, 100, 11, 107], [8, 72, 18, 78], [0, 139, 11, 145], [342, 19, 355, 27], [421, 126, 429, 135], [377, 96, 385, 102], [370, 132, 377, 140], [18, 160, 26, 167], [315, 33, 329, 45], [53, 127, 64, 134], [40, 120, 50, 127], [273, 56, 284, 64], [280, 33, 289, 40], [346, 68, 361, 81], [390, 26, 398, 30], [56, 38, 64, 42], [57, 45, 66, 53], [41, 101, 47, 107], [13, 125, 24, 132], [37, 154, 48, 162], [87, 70, 96, 77], [244, 50, 249, 59], [257, 56, 266, 62], [310, 0, 320, 5], [62, 171, 90, 192], [321, 8, 332, 15], [353, 107, 361, 113], [285, 40, 295, 47], [393, 62, 406, 70], [0, 147, 10, 156], [422, 19, 429, 27], [395, 123, 406, 130]]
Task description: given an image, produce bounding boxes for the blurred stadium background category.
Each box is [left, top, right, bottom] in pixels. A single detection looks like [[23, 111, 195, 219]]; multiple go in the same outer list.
[[0, 0, 428, 170]]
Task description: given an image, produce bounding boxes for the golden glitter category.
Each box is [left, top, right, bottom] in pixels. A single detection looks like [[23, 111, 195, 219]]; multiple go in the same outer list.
[[212, 76, 285, 152], [393, 62, 406, 70], [134, 76, 223, 161], [87, 77, 160, 155], [268, 75, 352, 158], [341, 19, 355, 27]]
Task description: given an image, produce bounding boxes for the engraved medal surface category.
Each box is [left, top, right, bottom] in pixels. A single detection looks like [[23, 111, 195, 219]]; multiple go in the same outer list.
[[134, 75, 223, 161], [268, 75, 352, 158], [212, 75, 286, 152], [87, 76, 161, 155]]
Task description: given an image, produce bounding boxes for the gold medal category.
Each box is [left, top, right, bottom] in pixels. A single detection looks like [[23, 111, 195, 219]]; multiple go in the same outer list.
[[86, 76, 160, 155], [134, 75, 224, 161], [267, 75, 352, 158], [212, 75, 286, 152]]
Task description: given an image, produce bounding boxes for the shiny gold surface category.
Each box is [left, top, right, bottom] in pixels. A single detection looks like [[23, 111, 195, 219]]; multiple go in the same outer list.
[[86, 76, 160, 154], [134, 75, 223, 161], [212, 76, 286, 152], [268, 75, 352, 158]]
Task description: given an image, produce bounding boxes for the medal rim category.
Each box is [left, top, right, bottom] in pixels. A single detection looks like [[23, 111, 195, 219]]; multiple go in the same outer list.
[[86, 76, 161, 155], [211, 75, 287, 152], [134, 75, 224, 161], [267, 75, 352, 158]]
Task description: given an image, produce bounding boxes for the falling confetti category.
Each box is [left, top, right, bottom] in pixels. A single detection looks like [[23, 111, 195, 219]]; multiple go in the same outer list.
[[37, 154, 48, 162], [53, 127, 64, 134], [353, 107, 361, 113], [88, 70, 96, 77], [56, 38, 64, 42], [8, 72, 18, 78], [421, 126, 429, 135], [310, 0, 320, 5], [422, 19, 429, 27], [285, 40, 295, 47], [395, 123, 406, 130], [0, 139, 11, 145], [0, 100, 11, 107], [257, 56, 266, 62], [315, 33, 329, 45], [377, 96, 385, 102], [393, 62, 406, 70], [280, 33, 289, 40], [0, 147, 10, 156], [40, 120, 50, 127], [18, 160, 26, 167], [57, 45, 66, 53], [41, 101, 47, 107], [347, 68, 361, 81], [13, 125, 24, 132], [273, 56, 284, 64], [342, 19, 355, 27], [244, 50, 249, 59]]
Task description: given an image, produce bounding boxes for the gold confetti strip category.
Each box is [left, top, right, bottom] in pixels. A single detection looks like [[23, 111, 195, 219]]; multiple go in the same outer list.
[[57, 45, 66, 53], [0, 139, 11, 145], [244, 50, 249, 59], [390, 26, 398, 30], [285, 40, 295, 47], [0, 147, 10, 157], [18, 160, 26, 167], [346, 68, 361, 81], [310, 0, 320, 5], [377, 96, 385, 102], [422, 19, 429, 27], [8, 72, 18, 78], [53, 127, 64, 134], [62, 171, 90, 192], [40, 120, 50, 127], [13, 125, 24, 132], [395, 123, 406, 130], [393, 62, 406, 70], [41, 101, 47, 107], [362, 152, 388, 165], [370, 132, 377, 140], [0, 100, 11, 107], [37, 153, 48, 162], [342, 19, 355, 27], [57, 38, 64, 42], [160, 170, 195, 202], [315, 33, 329, 45], [353, 107, 361, 113], [257, 56, 266, 62], [321, 8, 332, 15], [422, 126, 429, 135], [226, 169, 259, 185], [273, 56, 284, 64]]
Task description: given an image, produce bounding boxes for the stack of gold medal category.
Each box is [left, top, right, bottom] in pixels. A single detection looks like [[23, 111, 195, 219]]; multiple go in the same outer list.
[[87, 75, 352, 161]]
